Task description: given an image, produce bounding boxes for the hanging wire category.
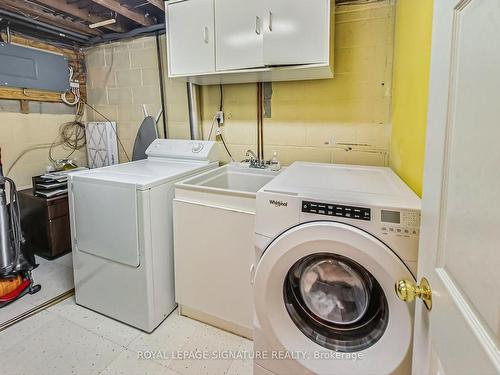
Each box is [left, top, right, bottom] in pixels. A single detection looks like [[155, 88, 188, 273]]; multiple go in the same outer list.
[[5, 102, 87, 176], [216, 84, 234, 161]]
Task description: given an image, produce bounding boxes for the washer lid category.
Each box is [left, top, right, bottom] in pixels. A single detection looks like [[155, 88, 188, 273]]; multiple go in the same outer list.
[[71, 159, 215, 190], [254, 221, 415, 375], [260, 162, 420, 210]]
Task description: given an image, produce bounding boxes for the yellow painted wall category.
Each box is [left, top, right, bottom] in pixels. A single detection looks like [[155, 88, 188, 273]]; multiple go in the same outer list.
[[0, 109, 87, 187], [390, 0, 434, 196], [200, 1, 396, 166]]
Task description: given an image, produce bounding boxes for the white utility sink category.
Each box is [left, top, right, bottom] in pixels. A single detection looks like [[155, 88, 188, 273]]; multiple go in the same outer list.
[[173, 163, 281, 338], [176, 163, 280, 196]]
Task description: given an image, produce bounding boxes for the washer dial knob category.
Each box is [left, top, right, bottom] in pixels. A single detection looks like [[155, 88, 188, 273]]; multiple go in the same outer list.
[[192, 143, 204, 153]]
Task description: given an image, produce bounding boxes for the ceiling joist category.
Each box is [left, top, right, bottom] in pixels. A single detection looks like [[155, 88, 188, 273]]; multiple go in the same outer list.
[[0, 0, 102, 36], [89, 0, 154, 26], [32, 0, 127, 33], [0, 0, 165, 45], [145, 0, 164, 11]]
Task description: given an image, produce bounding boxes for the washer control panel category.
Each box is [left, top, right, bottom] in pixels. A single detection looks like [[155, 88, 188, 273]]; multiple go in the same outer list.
[[302, 201, 371, 221], [191, 142, 204, 153], [146, 139, 217, 162], [380, 209, 421, 237]]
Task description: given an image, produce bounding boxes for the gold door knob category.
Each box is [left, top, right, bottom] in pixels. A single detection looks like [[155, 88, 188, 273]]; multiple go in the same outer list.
[[395, 277, 432, 311]]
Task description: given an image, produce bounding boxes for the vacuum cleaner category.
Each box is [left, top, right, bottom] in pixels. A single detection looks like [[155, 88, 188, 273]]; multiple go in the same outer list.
[[0, 148, 40, 308]]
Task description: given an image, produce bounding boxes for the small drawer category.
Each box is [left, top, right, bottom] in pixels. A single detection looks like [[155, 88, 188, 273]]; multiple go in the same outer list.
[[47, 199, 69, 220]]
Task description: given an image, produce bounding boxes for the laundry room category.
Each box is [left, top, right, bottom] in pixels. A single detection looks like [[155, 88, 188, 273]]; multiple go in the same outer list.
[[1, 1, 499, 375]]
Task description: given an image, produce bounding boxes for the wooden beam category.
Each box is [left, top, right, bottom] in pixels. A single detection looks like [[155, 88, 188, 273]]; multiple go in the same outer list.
[[33, 0, 128, 33], [89, 0, 154, 26], [6, 34, 83, 60], [0, 88, 65, 102], [145, 0, 164, 11], [0, 0, 101, 36], [0, 86, 86, 103]]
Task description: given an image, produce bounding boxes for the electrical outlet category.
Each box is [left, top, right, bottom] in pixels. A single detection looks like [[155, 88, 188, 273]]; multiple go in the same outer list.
[[216, 111, 224, 124]]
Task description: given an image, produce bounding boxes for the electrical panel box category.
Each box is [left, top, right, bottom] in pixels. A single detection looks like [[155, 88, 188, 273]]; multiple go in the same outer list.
[[0, 43, 70, 92]]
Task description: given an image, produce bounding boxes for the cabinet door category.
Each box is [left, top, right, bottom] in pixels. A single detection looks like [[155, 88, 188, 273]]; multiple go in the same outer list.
[[167, 0, 215, 76], [263, 0, 330, 66], [215, 0, 264, 71], [173, 200, 254, 335]]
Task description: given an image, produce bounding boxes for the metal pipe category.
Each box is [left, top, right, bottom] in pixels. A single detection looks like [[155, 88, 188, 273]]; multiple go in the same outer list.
[[187, 82, 202, 140], [0, 148, 13, 274], [0, 10, 90, 43], [0, 289, 74, 332], [155, 32, 168, 139], [257, 83, 264, 160], [0, 187, 13, 274]]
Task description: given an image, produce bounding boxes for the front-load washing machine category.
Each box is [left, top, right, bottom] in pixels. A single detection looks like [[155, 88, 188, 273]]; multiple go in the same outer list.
[[253, 162, 421, 375]]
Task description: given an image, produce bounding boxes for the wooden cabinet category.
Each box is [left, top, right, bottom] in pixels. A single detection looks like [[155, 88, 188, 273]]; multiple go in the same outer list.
[[166, 0, 215, 76], [19, 189, 71, 260], [167, 0, 333, 84]]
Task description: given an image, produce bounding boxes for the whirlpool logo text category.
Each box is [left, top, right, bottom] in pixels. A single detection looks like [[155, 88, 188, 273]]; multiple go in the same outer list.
[[269, 200, 288, 208]]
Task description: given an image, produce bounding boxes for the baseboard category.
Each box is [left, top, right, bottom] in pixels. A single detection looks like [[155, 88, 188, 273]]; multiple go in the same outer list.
[[179, 305, 253, 340]]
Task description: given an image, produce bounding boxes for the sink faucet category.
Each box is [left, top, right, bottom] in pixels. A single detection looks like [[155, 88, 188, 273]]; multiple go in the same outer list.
[[245, 149, 266, 169], [246, 149, 257, 161]]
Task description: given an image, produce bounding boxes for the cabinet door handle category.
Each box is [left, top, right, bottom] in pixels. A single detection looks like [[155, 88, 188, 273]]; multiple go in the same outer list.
[[203, 26, 209, 43], [250, 264, 255, 285], [255, 16, 261, 35], [269, 11, 273, 31]]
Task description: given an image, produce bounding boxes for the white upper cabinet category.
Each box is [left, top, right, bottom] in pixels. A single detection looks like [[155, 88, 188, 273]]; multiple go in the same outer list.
[[166, 0, 215, 76], [215, 0, 264, 71], [166, 0, 333, 84], [263, 0, 330, 66]]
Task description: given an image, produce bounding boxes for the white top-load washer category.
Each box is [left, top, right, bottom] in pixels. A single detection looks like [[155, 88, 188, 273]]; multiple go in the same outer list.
[[253, 162, 421, 375], [68, 139, 218, 332]]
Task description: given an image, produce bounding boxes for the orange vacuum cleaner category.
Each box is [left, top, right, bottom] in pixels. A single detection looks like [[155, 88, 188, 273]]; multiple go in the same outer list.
[[0, 148, 40, 308]]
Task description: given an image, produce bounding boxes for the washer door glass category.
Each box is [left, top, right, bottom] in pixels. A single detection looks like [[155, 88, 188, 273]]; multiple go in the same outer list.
[[284, 253, 389, 353], [300, 258, 369, 325]]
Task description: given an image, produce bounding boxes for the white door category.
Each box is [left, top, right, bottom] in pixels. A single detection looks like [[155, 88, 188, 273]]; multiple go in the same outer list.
[[409, 1, 500, 374], [215, 0, 264, 71], [166, 0, 215, 76], [263, 0, 330, 66]]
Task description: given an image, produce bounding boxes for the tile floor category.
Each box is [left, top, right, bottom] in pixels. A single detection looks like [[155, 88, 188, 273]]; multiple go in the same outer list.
[[0, 296, 253, 375], [0, 253, 74, 325]]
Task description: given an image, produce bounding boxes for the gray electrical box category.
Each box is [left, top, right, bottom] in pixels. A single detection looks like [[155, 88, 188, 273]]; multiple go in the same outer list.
[[0, 43, 70, 92]]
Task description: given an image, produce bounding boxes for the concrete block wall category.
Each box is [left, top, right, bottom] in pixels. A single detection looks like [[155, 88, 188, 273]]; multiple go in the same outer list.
[[85, 2, 395, 168], [85, 35, 190, 163]]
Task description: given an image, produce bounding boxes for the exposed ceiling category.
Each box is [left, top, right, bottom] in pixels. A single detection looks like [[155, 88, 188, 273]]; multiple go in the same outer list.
[[0, 0, 165, 45], [0, 0, 385, 47]]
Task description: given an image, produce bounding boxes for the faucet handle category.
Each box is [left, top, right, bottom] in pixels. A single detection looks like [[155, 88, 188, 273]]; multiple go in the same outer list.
[[246, 149, 257, 159]]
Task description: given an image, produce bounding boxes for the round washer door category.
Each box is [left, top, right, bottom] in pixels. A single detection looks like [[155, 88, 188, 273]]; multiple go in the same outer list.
[[254, 221, 415, 375]]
